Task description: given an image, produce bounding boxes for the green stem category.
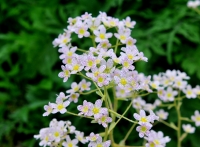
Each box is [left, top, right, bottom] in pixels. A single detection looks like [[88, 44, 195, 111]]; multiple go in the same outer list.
[[175, 92, 182, 147], [114, 39, 119, 53], [123, 123, 137, 143], [159, 119, 177, 130], [66, 111, 93, 119], [108, 101, 137, 133], [104, 86, 109, 141]]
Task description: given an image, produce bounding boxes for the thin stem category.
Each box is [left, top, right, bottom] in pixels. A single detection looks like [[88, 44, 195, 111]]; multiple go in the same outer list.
[[159, 119, 177, 130], [109, 101, 137, 133], [114, 39, 119, 53], [93, 81, 104, 97], [104, 86, 109, 141], [113, 143, 144, 147], [108, 109, 137, 124], [66, 111, 93, 119], [123, 123, 137, 143]]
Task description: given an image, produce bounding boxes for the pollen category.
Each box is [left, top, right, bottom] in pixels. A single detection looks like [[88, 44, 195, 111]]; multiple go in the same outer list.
[[79, 29, 85, 35], [120, 78, 127, 86], [99, 33, 105, 39], [93, 107, 100, 114], [73, 65, 80, 71], [141, 117, 147, 122], [57, 104, 64, 110]]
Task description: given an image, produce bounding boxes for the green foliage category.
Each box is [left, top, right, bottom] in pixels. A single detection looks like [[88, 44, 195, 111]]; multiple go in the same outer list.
[[0, 0, 200, 146]]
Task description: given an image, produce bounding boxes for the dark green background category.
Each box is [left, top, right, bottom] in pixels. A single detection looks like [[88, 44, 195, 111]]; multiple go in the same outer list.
[[0, 0, 200, 146]]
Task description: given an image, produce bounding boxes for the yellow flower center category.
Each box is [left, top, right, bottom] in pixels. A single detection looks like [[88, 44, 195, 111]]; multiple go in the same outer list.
[[88, 60, 93, 67], [71, 94, 77, 99], [64, 70, 69, 76], [154, 139, 160, 145], [98, 77, 104, 83], [54, 132, 60, 137], [141, 126, 147, 132], [93, 107, 99, 114], [196, 116, 200, 121], [99, 33, 105, 39], [101, 116, 107, 122], [62, 38, 68, 44], [120, 35, 126, 41], [79, 28, 85, 35], [187, 90, 192, 95], [141, 117, 147, 122], [57, 104, 64, 110], [83, 106, 88, 113], [67, 51, 73, 56], [120, 78, 127, 86], [68, 142, 73, 147], [73, 65, 80, 71], [123, 61, 129, 68], [167, 93, 172, 98], [97, 144, 103, 147]]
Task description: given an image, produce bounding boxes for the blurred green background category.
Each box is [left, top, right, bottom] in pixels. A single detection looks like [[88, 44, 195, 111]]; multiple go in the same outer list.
[[0, 0, 200, 146]]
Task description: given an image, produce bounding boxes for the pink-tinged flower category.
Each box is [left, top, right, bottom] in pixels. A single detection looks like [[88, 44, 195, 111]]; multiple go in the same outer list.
[[77, 100, 93, 116], [155, 109, 168, 120], [174, 78, 187, 90], [89, 136, 111, 147], [125, 37, 136, 47], [150, 81, 161, 90], [97, 114, 112, 128], [52, 32, 71, 47], [177, 70, 190, 80], [87, 17, 101, 31], [59, 46, 77, 60], [34, 128, 52, 147], [136, 123, 152, 138], [162, 87, 178, 102], [114, 74, 129, 89], [114, 27, 131, 43], [56, 92, 68, 101], [82, 54, 97, 71], [51, 127, 63, 142], [123, 16, 136, 28], [79, 79, 91, 91], [68, 57, 84, 74], [86, 133, 100, 146], [182, 124, 195, 134], [74, 22, 90, 38], [68, 93, 80, 103], [133, 110, 152, 126], [148, 110, 159, 123], [58, 65, 71, 82], [120, 57, 135, 70], [191, 110, 200, 126], [86, 65, 106, 80], [62, 135, 78, 147], [132, 97, 146, 110], [183, 85, 196, 99], [145, 130, 171, 147], [91, 99, 108, 119], [51, 99, 70, 114], [75, 131, 88, 144], [194, 85, 200, 95], [93, 25, 112, 42], [120, 46, 140, 61], [95, 73, 110, 87], [66, 82, 80, 94], [43, 102, 54, 116], [97, 40, 111, 50], [138, 51, 148, 62], [106, 17, 119, 27]]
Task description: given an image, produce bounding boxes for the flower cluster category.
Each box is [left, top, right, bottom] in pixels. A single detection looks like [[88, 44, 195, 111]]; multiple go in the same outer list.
[[34, 119, 87, 147], [134, 110, 159, 138], [77, 99, 112, 128], [35, 11, 200, 147]]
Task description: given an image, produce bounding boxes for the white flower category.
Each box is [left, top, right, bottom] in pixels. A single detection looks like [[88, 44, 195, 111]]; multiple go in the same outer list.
[[62, 135, 78, 147], [155, 109, 168, 120], [182, 124, 195, 134], [93, 25, 112, 42], [191, 110, 200, 126], [51, 99, 70, 114]]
